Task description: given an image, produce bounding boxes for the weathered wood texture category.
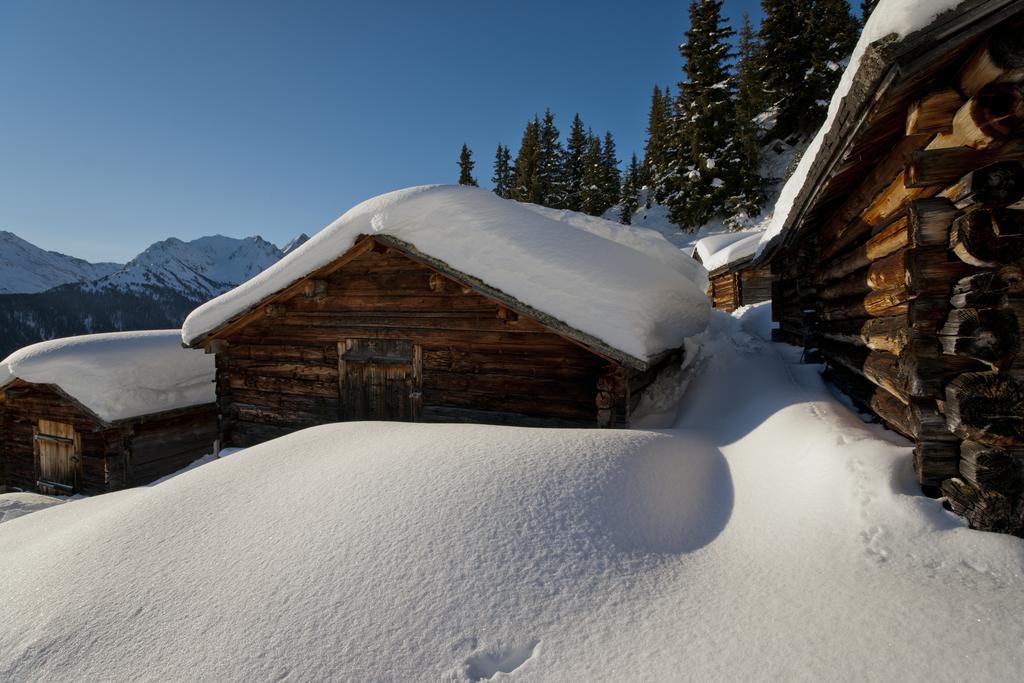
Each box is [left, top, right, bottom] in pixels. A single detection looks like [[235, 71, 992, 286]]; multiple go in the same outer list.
[[213, 246, 666, 446], [127, 406, 217, 486], [770, 10, 1024, 533], [0, 380, 216, 495], [709, 261, 772, 312]]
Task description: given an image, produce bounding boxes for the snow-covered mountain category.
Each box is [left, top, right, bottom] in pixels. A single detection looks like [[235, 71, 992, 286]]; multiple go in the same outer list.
[[0, 231, 121, 294], [282, 232, 310, 255], [0, 232, 305, 358], [84, 234, 284, 300]]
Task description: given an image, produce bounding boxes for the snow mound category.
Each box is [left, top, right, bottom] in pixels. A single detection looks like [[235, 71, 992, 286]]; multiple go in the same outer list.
[[0, 330, 215, 423], [759, 0, 968, 255], [0, 423, 729, 681], [182, 185, 710, 363], [5, 302, 1024, 679], [693, 230, 762, 271]]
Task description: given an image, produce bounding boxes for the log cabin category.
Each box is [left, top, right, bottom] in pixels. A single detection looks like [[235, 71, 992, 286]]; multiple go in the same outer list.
[[693, 232, 773, 312], [0, 330, 216, 495], [182, 185, 710, 447], [758, 0, 1024, 533]]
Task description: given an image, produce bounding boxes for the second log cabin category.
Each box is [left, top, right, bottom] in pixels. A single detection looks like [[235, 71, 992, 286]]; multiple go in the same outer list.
[[693, 232, 773, 312], [760, 0, 1024, 533], [182, 186, 710, 447], [0, 330, 216, 495]]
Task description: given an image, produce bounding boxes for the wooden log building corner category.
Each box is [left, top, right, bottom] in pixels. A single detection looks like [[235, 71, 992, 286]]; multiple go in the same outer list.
[[759, 0, 1024, 534]]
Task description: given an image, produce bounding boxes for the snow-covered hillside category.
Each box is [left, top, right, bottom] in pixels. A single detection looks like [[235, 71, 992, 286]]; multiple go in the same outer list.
[[84, 234, 283, 300], [0, 231, 120, 294], [4, 304, 1023, 681], [624, 130, 807, 256]]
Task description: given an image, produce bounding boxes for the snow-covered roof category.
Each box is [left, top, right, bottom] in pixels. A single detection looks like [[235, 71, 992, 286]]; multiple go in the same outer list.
[[693, 231, 762, 272], [757, 0, 985, 258], [0, 330, 215, 423], [183, 185, 710, 365]]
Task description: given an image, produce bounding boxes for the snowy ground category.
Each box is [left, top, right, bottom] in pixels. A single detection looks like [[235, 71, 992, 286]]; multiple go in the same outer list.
[[0, 492, 64, 524], [2, 303, 1023, 681]]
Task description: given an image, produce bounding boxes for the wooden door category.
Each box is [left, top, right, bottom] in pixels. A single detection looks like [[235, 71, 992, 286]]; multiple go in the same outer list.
[[339, 339, 422, 421], [34, 419, 80, 495]]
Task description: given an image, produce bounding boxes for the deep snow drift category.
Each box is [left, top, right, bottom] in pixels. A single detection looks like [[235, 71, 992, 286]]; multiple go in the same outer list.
[[0, 330, 215, 422], [182, 185, 710, 363], [4, 303, 1024, 681]]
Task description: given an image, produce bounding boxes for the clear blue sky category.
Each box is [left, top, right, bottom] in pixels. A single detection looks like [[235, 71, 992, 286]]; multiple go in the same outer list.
[[0, 0, 765, 262]]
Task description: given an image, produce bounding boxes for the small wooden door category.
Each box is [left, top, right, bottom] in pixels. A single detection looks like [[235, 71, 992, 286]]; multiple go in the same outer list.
[[34, 419, 81, 495], [339, 339, 422, 421]]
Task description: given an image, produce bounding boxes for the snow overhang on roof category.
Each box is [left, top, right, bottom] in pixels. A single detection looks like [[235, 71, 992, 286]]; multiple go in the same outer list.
[[182, 185, 711, 368], [0, 330, 216, 424], [755, 0, 1022, 264], [694, 232, 762, 274]]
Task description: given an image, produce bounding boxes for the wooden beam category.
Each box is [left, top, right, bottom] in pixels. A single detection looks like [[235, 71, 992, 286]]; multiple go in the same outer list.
[[958, 26, 1024, 98], [906, 88, 963, 136], [938, 307, 1020, 367], [936, 83, 1024, 150], [907, 197, 958, 248], [907, 145, 1024, 189], [951, 208, 1024, 267], [945, 372, 1024, 448]]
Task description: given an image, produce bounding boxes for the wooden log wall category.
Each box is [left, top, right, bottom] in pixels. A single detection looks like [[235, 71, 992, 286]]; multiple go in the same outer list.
[[127, 406, 217, 486], [710, 262, 773, 313], [786, 31, 1024, 534], [213, 246, 651, 447], [709, 270, 741, 312], [739, 262, 773, 307]]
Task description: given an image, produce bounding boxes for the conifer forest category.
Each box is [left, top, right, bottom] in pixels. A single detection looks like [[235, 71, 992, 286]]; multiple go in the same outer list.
[[459, 0, 869, 229]]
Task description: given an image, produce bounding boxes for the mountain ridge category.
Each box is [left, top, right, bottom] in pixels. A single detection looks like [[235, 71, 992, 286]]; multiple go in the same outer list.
[[0, 231, 303, 358]]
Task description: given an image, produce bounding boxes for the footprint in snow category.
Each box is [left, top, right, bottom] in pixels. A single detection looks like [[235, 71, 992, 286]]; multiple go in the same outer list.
[[463, 639, 540, 680]]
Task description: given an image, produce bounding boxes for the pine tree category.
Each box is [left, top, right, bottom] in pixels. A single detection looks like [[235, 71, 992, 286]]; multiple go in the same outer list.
[[536, 109, 565, 207], [861, 0, 878, 21], [807, 0, 860, 122], [457, 144, 478, 187], [619, 153, 641, 225], [642, 85, 675, 203], [667, 0, 738, 229], [759, 0, 816, 140], [511, 116, 541, 203], [491, 144, 512, 198], [730, 12, 768, 220], [600, 132, 621, 214], [580, 133, 605, 216], [563, 113, 589, 211]]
